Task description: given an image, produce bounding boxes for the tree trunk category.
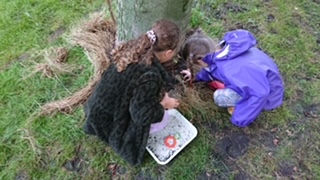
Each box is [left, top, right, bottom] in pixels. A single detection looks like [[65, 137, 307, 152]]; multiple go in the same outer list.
[[117, 0, 194, 42]]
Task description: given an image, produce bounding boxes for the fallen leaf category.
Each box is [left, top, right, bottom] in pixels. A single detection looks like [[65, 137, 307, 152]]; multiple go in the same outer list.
[[286, 130, 294, 136], [270, 128, 278, 132], [273, 138, 279, 146], [107, 163, 118, 177]]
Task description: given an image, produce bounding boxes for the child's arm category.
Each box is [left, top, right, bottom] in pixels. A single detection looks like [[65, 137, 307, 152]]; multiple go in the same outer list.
[[129, 72, 165, 126], [194, 68, 214, 82], [181, 68, 214, 84]]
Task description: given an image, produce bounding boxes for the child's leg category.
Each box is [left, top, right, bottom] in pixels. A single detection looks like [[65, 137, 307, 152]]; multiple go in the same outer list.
[[213, 88, 242, 107], [149, 110, 170, 134]]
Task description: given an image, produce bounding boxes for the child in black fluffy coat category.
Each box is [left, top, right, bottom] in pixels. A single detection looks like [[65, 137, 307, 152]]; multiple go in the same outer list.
[[83, 19, 181, 166]]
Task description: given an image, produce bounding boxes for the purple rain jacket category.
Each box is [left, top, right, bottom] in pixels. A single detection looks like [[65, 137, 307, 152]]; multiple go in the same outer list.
[[195, 29, 284, 127]]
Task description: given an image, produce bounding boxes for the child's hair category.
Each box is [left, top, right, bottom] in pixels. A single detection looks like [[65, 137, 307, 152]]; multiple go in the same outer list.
[[180, 28, 217, 80], [112, 19, 180, 72], [181, 28, 217, 63]]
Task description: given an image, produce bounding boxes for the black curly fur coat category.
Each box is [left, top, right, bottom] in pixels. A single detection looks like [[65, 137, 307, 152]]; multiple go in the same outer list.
[[83, 59, 174, 166]]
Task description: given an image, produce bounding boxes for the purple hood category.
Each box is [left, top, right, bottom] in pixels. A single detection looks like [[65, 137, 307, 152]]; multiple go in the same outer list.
[[196, 29, 284, 127], [203, 29, 257, 63]]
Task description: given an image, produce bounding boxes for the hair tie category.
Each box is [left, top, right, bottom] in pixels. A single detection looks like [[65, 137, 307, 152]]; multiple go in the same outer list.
[[146, 30, 157, 44]]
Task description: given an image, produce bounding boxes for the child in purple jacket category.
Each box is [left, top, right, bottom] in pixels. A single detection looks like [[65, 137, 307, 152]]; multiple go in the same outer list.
[[182, 29, 284, 127]]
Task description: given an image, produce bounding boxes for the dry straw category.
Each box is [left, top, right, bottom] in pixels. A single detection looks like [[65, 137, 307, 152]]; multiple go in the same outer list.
[[27, 47, 72, 78], [39, 12, 116, 115]]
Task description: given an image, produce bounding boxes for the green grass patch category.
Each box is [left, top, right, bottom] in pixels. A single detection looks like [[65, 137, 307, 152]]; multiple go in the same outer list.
[[0, 0, 105, 68]]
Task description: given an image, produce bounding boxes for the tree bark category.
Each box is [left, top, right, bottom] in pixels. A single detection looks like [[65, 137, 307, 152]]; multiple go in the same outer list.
[[117, 0, 194, 42]]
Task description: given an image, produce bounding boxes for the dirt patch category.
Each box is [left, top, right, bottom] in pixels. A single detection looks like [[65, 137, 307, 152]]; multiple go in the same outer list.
[[201, 121, 220, 135], [250, 132, 278, 152], [15, 171, 29, 180], [63, 157, 83, 172], [0, 53, 31, 72], [289, 102, 320, 121], [17, 53, 31, 61], [278, 161, 296, 177], [62, 144, 87, 173], [267, 14, 275, 22], [292, 12, 315, 35], [134, 169, 155, 180], [197, 2, 248, 20], [48, 26, 65, 43], [214, 2, 248, 20], [234, 171, 251, 180], [214, 132, 250, 158], [227, 22, 260, 35], [223, 2, 247, 12], [303, 103, 320, 118], [291, 103, 305, 116], [316, 38, 320, 45]]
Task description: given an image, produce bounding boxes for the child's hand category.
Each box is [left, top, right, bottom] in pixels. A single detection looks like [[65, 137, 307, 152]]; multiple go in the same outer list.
[[180, 69, 192, 82], [160, 93, 180, 109]]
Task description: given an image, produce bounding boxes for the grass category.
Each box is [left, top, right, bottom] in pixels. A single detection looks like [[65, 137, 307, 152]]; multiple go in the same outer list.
[[0, 0, 106, 68], [1, 0, 320, 179]]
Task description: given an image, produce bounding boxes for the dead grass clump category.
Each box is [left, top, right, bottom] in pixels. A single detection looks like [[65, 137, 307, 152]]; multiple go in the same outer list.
[[39, 12, 116, 115], [174, 83, 216, 122], [40, 80, 98, 115], [30, 47, 71, 78], [65, 12, 116, 76], [180, 87, 207, 109]]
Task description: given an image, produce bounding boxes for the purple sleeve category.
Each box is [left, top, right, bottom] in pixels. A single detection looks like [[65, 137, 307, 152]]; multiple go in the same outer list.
[[195, 68, 213, 82], [195, 53, 217, 82], [149, 110, 169, 134], [229, 67, 270, 127]]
